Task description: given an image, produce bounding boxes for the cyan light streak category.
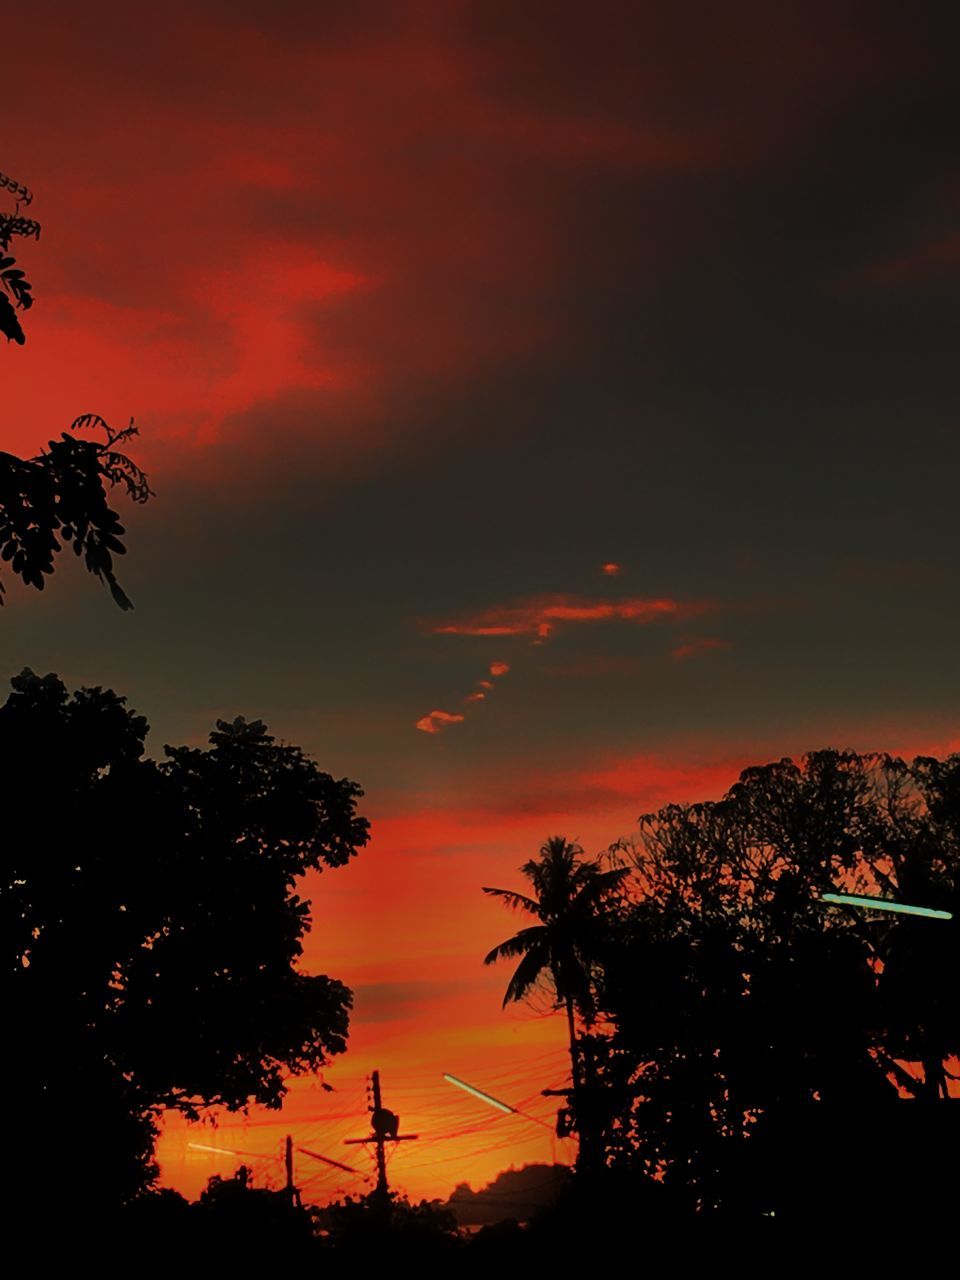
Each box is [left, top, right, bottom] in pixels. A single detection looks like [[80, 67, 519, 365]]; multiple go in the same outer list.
[[821, 892, 952, 920]]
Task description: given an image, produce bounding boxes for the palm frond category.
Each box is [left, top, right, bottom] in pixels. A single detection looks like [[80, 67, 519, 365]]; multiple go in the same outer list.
[[502, 945, 552, 1007], [483, 926, 548, 966], [571, 866, 631, 909], [482, 886, 541, 915]]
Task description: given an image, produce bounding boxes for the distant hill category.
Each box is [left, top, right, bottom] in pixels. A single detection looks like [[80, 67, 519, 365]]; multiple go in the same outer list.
[[445, 1164, 572, 1226]]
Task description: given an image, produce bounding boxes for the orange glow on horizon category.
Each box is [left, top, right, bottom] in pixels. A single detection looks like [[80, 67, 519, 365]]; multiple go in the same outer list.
[[156, 724, 960, 1204], [155, 746, 753, 1205]]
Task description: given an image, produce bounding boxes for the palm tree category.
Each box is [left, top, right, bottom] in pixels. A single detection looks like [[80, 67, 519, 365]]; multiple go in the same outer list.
[[483, 836, 628, 1098]]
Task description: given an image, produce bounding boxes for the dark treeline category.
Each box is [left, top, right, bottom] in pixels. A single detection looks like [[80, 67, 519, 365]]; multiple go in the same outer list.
[[1, 669, 369, 1248], [483, 750, 960, 1236], [6, 664, 959, 1258]]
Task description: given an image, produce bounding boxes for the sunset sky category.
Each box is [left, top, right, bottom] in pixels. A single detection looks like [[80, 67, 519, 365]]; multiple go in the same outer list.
[[3, 1, 960, 1204]]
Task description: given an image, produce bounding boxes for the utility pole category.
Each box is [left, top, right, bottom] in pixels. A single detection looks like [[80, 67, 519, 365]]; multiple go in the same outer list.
[[344, 1069, 418, 1204], [284, 1134, 301, 1207], [542, 1083, 602, 1172], [371, 1072, 389, 1197]]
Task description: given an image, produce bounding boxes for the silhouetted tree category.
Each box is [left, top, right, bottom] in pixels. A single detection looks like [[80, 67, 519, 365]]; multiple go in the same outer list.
[[321, 1189, 460, 1261], [483, 836, 627, 1168], [0, 415, 152, 608], [0, 167, 39, 346], [1, 669, 369, 1229], [1, 170, 150, 607], [592, 748, 960, 1216], [192, 1167, 320, 1261]]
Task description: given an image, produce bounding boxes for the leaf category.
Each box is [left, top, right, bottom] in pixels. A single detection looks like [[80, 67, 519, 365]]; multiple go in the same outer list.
[[108, 577, 134, 611], [0, 294, 25, 343], [0, 258, 33, 310]]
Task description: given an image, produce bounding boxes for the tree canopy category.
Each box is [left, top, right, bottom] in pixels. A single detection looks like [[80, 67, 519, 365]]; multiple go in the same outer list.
[[0, 166, 39, 346], [1, 169, 151, 608], [483, 836, 628, 1171], [0, 414, 152, 608], [589, 747, 960, 1215], [483, 836, 627, 1015], [1, 669, 369, 1218]]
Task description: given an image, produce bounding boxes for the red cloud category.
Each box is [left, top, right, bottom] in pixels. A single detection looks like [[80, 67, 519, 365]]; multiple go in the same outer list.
[[489, 661, 510, 676], [432, 594, 701, 640], [415, 709, 465, 735], [0, 3, 744, 462], [670, 637, 730, 661], [1, 1, 923, 470], [850, 231, 960, 289], [601, 562, 622, 576], [465, 692, 486, 703]]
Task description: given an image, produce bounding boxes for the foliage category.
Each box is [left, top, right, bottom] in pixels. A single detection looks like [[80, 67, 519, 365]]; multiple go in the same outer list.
[[0, 166, 39, 346], [322, 1189, 461, 1259], [1, 170, 151, 608], [483, 835, 628, 1015], [0, 415, 152, 608], [592, 748, 960, 1212], [195, 1168, 319, 1255], [483, 836, 628, 1174], [1, 669, 369, 1217]]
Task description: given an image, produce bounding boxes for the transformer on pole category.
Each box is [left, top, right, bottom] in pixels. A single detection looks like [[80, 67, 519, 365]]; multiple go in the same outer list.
[[344, 1070, 418, 1202]]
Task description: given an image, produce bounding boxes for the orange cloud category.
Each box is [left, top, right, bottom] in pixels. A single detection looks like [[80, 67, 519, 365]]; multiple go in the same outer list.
[[601, 562, 622, 576], [415, 709, 465, 735], [670, 637, 730, 661], [420, 663, 511, 733], [419, 599, 710, 737], [432, 594, 700, 640]]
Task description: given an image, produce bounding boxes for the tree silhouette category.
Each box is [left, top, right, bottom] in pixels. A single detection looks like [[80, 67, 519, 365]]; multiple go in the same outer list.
[[192, 1167, 320, 1261], [1, 169, 151, 607], [0, 167, 39, 346], [1, 669, 369, 1228], [591, 748, 960, 1217], [0, 415, 152, 608], [483, 836, 627, 1167], [321, 1189, 460, 1261]]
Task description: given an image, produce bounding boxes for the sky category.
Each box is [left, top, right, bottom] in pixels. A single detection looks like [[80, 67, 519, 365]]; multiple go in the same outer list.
[[3, 0, 960, 1204]]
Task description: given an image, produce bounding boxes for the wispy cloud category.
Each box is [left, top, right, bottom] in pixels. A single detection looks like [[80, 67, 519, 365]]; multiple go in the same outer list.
[[670, 637, 730, 661], [415, 709, 466, 735], [849, 231, 960, 289], [419, 592, 712, 733], [416, 659, 510, 734], [431, 594, 699, 641]]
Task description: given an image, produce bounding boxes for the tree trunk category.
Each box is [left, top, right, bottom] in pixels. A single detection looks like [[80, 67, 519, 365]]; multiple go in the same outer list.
[[566, 993, 602, 1174], [922, 1054, 948, 1100], [566, 994, 580, 1091]]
